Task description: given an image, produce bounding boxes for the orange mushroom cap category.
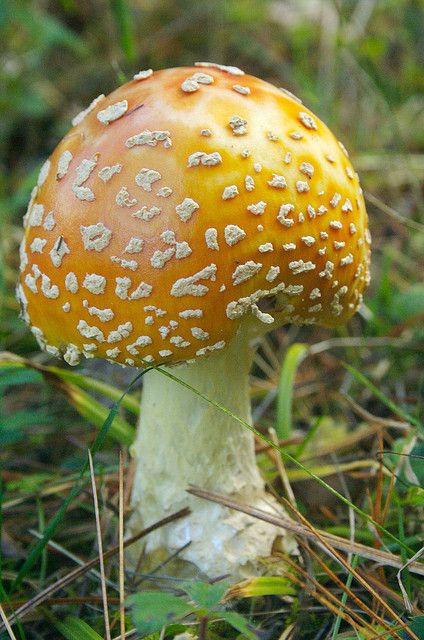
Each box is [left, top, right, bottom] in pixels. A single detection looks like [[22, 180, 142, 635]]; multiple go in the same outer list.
[[18, 63, 371, 367]]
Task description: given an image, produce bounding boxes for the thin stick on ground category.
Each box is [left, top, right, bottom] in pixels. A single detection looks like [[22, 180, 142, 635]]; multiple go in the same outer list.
[[279, 552, 397, 639], [88, 449, 111, 640], [279, 498, 419, 640], [187, 486, 424, 576], [356, 568, 422, 616], [119, 450, 126, 639], [0, 604, 17, 640], [28, 529, 118, 590], [269, 427, 297, 507], [276, 566, 373, 638], [292, 541, 402, 636], [0, 508, 190, 632], [397, 545, 424, 614], [365, 191, 424, 233]]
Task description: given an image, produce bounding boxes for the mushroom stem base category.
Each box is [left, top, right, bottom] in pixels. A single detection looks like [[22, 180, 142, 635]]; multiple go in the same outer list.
[[127, 332, 295, 577]]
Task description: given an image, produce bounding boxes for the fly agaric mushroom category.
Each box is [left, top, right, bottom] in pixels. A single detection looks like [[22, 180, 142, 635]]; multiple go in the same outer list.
[[18, 63, 370, 576]]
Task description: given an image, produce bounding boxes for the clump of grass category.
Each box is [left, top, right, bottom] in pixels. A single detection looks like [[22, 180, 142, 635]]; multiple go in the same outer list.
[[1, 339, 423, 638]]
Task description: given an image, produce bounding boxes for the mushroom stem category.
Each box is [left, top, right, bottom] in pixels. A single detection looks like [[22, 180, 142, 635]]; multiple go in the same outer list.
[[127, 331, 292, 577]]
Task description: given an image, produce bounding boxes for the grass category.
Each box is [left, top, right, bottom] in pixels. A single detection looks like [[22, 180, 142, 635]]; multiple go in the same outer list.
[[1, 0, 424, 638]]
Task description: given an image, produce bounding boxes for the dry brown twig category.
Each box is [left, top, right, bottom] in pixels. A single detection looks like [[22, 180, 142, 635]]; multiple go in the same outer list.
[[0, 508, 190, 632], [277, 551, 401, 639], [280, 498, 417, 638], [119, 451, 126, 640], [88, 449, 111, 640], [268, 427, 297, 508], [0, 604, 17, 640], [187, 486, 424, 577]]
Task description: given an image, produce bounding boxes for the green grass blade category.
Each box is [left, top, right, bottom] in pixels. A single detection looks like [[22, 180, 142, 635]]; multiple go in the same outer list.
[[11, 4, 86, 56], [0, 580, 27, 640], [11, 478, 82, 592], [53, 616, 104, 640], [276, 343, 308, 440], [218, 611, 259, 640], [0, 367, 42, 387], [331, 554, 359, 640], [343, 362, 423, 434], [36, 497, 47, 590], [0, 359, 137, 443], [0, 478, 2, 579], [292, 415, 323, 459], [48, 366, 140, 415], [11, 368, 150, 592], [226, 576, 296, 599], [110, 0, 136, 62], [65, 381, 134, 445], [397, 498, 411, 603], [0, 359, 139, 415]]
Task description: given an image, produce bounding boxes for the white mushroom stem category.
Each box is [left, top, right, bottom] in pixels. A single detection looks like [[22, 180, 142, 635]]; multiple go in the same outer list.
[[127, 331, 294, 577]]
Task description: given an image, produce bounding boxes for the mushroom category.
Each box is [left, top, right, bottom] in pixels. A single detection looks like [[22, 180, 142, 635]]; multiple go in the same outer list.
[[17, 64, 371, 576]]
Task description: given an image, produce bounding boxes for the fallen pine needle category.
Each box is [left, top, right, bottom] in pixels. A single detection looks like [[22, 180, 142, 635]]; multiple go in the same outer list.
[[0, 508, 190, 631], [119, 450, 126, 639], [269, 427, 297, 507], [0, 604, 17, 640], [88, 449, 111, 640]]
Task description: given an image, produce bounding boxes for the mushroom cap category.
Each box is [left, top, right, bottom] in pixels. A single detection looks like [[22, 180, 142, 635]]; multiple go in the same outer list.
[[18, 64, 371, 367]]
